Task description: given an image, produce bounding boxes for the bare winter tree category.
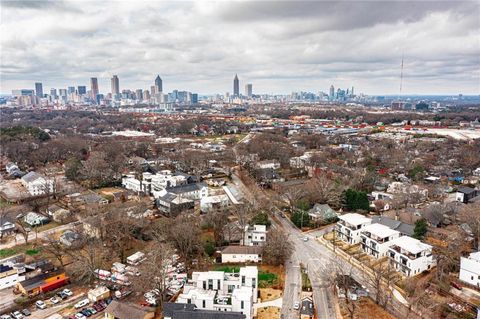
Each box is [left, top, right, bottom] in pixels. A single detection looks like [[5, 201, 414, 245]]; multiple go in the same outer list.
[[205, 208, 229, 245], [306, 175, 343, 209], [166, 215, 203, 268], [322, 258, 357, 319], [362, 262, 394, 307], [232, 203, 256, 245], [131, 242, 173, 312], [262, 228, 293, 266], [68, 238, 108, 285]]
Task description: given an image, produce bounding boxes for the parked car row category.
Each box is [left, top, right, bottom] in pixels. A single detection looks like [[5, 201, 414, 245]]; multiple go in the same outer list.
[[69, 298, 111, 319], [0, 309, 30, 319], [35, 289, 74, 310]]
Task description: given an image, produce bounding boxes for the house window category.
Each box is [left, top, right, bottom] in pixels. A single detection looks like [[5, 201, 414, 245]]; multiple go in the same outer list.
[[208, 279, 213, 290], [202, 300, 206, 308], [241, 301, 244, 309], [241, 276, 245, 285]]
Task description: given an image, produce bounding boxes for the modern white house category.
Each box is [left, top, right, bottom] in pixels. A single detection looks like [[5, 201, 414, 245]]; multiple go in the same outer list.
[[21, 172, 54, 196], [459, 251, 480, 288], [242, 225, 267, 246], [221, 246, 263, 263], [0, 263, 26, 290], [336, 213, 372, 245], [387, 236, 436, 277], [176, 266, 258, 319], [360, 224, 401, 258]]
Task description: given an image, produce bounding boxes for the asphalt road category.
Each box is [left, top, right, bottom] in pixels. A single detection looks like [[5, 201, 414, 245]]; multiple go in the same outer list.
[[276, 216, 338, 319]]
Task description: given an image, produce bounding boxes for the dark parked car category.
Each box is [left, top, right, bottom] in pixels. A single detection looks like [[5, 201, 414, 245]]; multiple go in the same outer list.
[[20, 310, 31, 317]]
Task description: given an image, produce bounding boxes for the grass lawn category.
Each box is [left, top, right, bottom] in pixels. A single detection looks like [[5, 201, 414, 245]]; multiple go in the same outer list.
[[0, 244, 42, 259], [258, 271, 279, 288]]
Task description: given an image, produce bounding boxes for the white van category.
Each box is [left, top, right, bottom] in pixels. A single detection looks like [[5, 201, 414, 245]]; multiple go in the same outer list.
[[74, 298, 90, 309]]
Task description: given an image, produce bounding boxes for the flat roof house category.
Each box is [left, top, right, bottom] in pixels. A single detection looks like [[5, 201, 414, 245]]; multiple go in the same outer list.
[[459, 251, 480, 288], [387, 236, 435, 277], [176, 266, 258, 319], [242, 225, 267, 246], [360, 224, 401, 258], [336, 213, 372, 245]]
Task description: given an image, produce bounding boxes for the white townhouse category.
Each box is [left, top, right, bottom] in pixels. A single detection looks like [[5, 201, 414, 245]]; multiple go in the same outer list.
[[0, 263, 26, 290], [21, 171, 54, 196], [459, 251, 480, 288], [242, 225, 267, 246], [336, 213, 372, 245], [177, 266, 258, 319], [387, 236, 436, 277], [360, 224, 401, 258]]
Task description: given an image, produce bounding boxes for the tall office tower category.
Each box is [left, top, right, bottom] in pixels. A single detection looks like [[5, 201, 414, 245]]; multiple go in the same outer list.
[[144, 90, 150, 100], [35, 82, 43, 97], [329, 85, 335, 100], [233, 74, 239, 96], [50, 88, 57, 98], [150, 85, 156, 95], [245, 83, 252, 97], [111, 75, 120, 95], [67, 86, 75, 94], [192, 93, 198, 104], [90, 77, 99, 101], [59, 89, 67, 98], [351, 86, 354, 96], [77, 86, 87, 95], [155, 75, 162, 93], [135, 89, 143, 101]]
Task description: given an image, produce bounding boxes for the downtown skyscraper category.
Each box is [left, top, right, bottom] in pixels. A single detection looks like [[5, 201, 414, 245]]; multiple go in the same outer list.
[[155, 75, 163, 93], [245, 83, 252, 97], [90, 77, 99, 101], [233, 74, 239, 96], [35, 82, 43, 98], [111, 75, 120, 95]]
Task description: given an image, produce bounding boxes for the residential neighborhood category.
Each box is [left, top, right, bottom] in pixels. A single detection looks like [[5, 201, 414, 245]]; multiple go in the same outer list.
[[1, 82, 480, 319]]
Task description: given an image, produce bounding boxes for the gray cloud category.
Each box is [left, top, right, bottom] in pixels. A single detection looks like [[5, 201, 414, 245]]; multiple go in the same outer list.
[[0, 0, 479, 95]]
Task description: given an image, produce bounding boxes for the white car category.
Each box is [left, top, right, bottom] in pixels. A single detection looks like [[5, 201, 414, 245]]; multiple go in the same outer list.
[[62, 288, 73, 296], [293, 301, 300, 310], [0, 315, 12, 319], [74, 314, 86, 319], [50, 296, 60, 304], [11, 312, 23, 319], [303, 237, 309, 242], [35, 300, 47, 309], [74, 298, 89, 309]]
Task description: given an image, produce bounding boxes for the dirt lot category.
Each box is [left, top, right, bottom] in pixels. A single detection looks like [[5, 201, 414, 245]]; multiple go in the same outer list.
[[259, 288, 282, 302], [256, 306, 281, 319], [0, 179, 30, 202], [259, 264, 285, 290], [340, 297, 395, 319]]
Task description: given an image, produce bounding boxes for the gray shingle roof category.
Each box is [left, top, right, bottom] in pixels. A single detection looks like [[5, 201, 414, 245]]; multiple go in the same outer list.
[[163, 303, 245, 319], [21, 171, 44, 183], [371, 216, 414, 236]]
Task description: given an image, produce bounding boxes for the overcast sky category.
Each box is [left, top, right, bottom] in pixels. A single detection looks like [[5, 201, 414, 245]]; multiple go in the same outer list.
[[1, 0, 479, 95]]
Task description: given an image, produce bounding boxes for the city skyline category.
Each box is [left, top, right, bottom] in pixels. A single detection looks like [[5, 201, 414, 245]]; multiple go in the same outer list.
[[1, 1, 479, 95]]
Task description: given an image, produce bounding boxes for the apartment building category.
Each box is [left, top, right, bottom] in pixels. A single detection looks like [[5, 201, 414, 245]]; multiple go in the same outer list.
[[387, 236, 435, 277], [336, 213, 372, 244], [176, 266, 258, 319], [360, 223, 401, 258]]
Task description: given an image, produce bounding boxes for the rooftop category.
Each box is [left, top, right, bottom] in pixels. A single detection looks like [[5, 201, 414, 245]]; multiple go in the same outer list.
[[221, 246, 263, 255], [390, 236, 432, 254], [338, 213, 371, 226], [362, 223, 399, 239]]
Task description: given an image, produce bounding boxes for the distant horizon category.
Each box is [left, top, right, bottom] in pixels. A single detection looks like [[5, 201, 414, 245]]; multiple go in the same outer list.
[[1, 1, 479, 95]]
